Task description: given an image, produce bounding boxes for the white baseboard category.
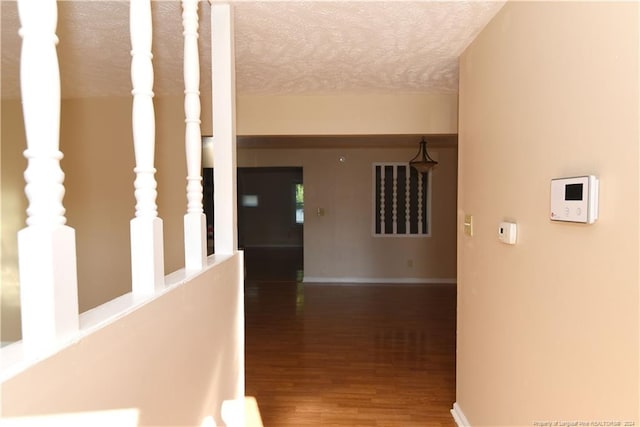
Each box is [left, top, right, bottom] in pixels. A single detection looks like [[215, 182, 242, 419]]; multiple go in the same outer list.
[[302, 276, 456, 285], [451, 402, 471, 427]]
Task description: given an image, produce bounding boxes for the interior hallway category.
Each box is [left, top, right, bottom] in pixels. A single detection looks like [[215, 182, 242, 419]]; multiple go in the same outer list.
[[244, 248, 457, 426]]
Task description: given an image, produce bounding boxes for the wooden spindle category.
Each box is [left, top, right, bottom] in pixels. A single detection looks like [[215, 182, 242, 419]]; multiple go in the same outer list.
[[130, 0, 165, 296], [17, 0, 79, 354], [183, 0, 207, 270]]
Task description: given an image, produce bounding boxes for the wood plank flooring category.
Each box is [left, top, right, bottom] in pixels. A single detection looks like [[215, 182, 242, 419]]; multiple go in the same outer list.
[[244, 249, 457, 426]]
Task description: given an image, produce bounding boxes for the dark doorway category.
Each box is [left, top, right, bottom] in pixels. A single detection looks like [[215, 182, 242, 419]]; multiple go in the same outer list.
[[203, 168, 215, 255], [238, 167, 303, 282], [203, 167, 304, 281]]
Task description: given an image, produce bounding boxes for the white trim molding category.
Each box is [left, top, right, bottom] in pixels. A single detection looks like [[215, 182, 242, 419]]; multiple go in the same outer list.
[[303, 277, 456, 285], [211, 3, 238, 255], [451, 402, 471, 427]]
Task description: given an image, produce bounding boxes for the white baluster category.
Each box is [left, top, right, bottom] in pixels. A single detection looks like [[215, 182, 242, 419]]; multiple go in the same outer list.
[[211, 3, 238, 255], [182, 0, 206, 271], [405, 165, 410, 234], [392, 165, 397, 235], [130, 0, 164, 296], [380, 166, 385, 234], [417, 173, 424, 235], [17, 0, 79, 355]]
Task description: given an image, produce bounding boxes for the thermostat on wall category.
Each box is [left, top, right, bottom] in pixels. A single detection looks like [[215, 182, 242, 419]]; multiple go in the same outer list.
[[550, 175, 599, 224]]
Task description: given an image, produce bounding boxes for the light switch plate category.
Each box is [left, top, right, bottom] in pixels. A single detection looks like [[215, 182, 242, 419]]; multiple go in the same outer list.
[[464, 214, 473, 237]]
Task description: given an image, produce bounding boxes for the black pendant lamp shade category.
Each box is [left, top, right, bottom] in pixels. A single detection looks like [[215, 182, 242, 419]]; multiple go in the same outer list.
[[409, 137, 438, 173]]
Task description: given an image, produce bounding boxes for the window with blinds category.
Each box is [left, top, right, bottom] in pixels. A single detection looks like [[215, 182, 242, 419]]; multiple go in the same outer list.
[[373, 163, 430, 236]]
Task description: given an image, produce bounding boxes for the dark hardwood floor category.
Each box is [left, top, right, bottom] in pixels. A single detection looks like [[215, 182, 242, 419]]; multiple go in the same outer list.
[[244, 247, 457, 427]]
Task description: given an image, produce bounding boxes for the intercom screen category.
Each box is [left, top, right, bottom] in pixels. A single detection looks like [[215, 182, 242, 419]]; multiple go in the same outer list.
[[565, 183, 583, 201]]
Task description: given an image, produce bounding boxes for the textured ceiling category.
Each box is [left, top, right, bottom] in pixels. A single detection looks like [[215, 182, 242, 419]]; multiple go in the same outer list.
[[1, 1, 505, 99]]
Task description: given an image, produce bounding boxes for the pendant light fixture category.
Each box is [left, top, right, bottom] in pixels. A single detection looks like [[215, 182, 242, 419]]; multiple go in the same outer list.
[[409, 136, 438, 173]]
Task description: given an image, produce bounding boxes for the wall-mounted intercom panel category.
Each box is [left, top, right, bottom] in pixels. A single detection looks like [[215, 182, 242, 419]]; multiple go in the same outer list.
[[550, 175, 599, 224]]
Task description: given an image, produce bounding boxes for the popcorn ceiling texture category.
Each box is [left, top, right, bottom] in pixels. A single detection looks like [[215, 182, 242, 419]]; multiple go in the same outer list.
[[1, 1, 504, 99], [233, 1, 504, 95]]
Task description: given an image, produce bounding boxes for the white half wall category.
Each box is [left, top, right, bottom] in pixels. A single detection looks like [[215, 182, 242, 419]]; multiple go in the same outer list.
[[1, 253, 244, 427]]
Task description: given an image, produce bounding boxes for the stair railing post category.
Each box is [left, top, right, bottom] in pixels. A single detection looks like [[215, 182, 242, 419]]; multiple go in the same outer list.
[[183, 0, 207, 271], [16, 0, 79, 355], [130, 0, 165, 296]]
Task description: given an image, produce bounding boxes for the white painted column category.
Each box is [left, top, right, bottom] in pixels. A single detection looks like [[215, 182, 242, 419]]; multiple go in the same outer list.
[[16, 0, 79, 354], [211, 3, 238, 254], [130, 0, 165, 296], [182, 0, 207, 271]]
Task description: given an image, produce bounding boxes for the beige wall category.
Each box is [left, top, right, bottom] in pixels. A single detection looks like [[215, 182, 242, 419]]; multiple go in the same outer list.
[[0, 95, 192, 329], [236, 93, 458, 135], [457, 2, 639, 425], [59, 96, 195, 312], [1, 92, 457, 336], [239, 146, 457, 281], [60, 98, 135, 312], [1, 101, 27, 343], [236, 93, 458, 283], [1, 95, 211, 317], [2, 253, 244, 426]]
